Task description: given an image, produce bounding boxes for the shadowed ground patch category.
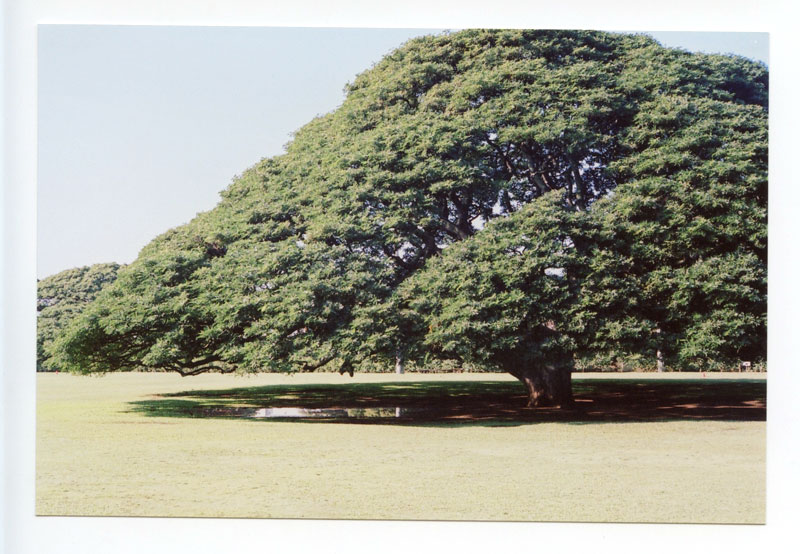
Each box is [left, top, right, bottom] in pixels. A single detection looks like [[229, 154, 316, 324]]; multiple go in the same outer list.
[[128, 377, 766, 425]]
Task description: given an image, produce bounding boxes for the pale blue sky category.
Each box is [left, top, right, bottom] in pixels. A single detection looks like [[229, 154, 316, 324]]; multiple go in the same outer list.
[[37, 26, 769, 278]]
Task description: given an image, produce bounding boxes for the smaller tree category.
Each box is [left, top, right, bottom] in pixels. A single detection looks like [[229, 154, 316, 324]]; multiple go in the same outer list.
[[37, 263, 121, 371], [400, 192, 586, 406], [49, 227, 246, 376]]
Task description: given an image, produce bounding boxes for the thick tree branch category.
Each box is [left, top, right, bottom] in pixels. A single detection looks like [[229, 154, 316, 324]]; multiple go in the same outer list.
[[566, 154, 587, 211], [438, 218, 472, 241], [173, 365, 235, 377], [410, 225, 440, 256], [300, 355, 336, 372]]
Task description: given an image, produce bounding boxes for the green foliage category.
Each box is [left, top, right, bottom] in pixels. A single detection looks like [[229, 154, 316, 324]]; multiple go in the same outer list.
[[400, 191, 585, 374], [582, 93, 767, 369], [50, 29, 768, 376], [37, 263, 121, 371]]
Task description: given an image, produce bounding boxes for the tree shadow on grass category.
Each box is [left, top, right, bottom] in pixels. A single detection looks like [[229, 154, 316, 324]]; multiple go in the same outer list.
[[126, 377, 766, 427]]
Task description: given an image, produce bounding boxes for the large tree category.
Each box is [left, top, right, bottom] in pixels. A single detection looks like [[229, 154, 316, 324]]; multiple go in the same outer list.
[[51, 30, 767, 406]]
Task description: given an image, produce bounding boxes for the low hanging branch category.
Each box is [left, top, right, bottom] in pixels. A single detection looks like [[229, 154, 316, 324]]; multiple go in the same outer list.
[[299, 355, 336, 372]]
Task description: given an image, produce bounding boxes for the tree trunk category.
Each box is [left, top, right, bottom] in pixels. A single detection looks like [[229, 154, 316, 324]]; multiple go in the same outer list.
[[511, 363, 573, 408], [655, 328, 665, 373]]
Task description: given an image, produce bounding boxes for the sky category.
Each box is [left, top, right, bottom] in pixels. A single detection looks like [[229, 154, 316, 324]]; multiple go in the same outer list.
[[37, 26, 769, 278]]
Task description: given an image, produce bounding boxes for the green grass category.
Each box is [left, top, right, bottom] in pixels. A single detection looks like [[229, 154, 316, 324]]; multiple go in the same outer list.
[[36, 372, 766, 522]]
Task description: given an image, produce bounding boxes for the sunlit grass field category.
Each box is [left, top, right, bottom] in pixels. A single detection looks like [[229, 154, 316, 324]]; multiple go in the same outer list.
[[36, 371, 766, 523]]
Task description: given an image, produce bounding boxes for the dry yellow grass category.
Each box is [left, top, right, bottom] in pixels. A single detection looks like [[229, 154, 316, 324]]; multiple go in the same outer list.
[[36, 372, 765, 522]]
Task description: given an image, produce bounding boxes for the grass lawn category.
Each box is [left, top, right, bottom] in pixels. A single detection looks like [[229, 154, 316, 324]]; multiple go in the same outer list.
[[36, 371, 766, 523]]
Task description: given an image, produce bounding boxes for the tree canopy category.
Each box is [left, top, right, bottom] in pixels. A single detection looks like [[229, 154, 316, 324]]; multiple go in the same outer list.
[[49, 30, 767, 403]]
